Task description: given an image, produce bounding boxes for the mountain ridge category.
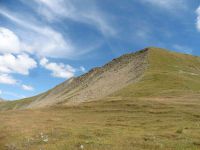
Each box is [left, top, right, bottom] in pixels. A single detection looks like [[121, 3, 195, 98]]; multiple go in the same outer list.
[[0, 47, 200, 110], [26, 48, 149, 108]]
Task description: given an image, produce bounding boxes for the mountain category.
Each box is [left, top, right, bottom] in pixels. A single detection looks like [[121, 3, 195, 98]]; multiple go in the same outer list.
[[0, 47, 200, 110], [114, 47, 200, 98]]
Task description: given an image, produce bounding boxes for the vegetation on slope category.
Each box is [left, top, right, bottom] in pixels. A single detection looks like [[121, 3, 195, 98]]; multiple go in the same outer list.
[[1, 47, 200, 110], [0, 97, 35, 111], [0, 47, 200, 149], [114, 47, 200, 97]]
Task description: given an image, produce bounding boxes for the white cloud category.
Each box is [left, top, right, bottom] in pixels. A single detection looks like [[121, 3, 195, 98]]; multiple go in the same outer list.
[[32, 0, 116, 36], [0, 3, 107, 59], [0, 9, 74, 58], [40, 58, 75, 79], [80, 66, 86, 73], [0, 53, 37, 75], [22, 27, 74, 58], [0, 53, 37, 85], [0, 28, 37, 85], [141, 0, 188, 11], [0, 27, 21, 54], [196, 6, 200, 31], [22, 84, 34, 91], [0, 74, 17, 85], [172, 44, 193, 54]]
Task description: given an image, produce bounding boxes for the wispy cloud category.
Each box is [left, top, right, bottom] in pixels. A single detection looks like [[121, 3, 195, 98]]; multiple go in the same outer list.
[[0, 8, 75, 58], [30, 0, 116, 36], [140, 0, 188, 13], [0, 6, 107, 59], [196, 6, 200, 32], [22, 84, 34, 91], [2, 91, 26, 100], [79, 66, 86, 73], [172, 44, 193, 54]]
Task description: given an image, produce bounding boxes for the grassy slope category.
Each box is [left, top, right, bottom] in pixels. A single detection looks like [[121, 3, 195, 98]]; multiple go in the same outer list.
[[0, 90, 52, 110], [0, 48, 200, 149], [114, 47, 200, 97], [0, 97, 200, 150], [0, 96, 36, 110], [1, 47, 200, 110]]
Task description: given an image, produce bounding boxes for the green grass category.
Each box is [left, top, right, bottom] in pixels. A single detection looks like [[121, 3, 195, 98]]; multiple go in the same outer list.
[[114, 47, 200, 97]]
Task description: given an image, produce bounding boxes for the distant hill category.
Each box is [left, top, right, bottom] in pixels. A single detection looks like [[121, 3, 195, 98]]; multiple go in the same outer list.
[[0, 47, 200, 110]]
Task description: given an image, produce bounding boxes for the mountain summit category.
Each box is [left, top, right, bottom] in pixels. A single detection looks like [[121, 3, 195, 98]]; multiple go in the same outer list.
[[1, 47, 200, 110]]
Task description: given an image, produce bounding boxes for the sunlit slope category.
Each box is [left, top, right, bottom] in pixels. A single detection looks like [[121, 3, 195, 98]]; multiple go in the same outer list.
[[114, 47, 200, 97], [1, 47, 200, 111], [0, 49, 148, 110]]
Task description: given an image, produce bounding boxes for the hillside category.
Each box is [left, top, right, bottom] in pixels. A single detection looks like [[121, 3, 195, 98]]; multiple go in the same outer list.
[[114, 47, 200, 97], [1, 47, 200, 150], [0, 47, 200, 110]]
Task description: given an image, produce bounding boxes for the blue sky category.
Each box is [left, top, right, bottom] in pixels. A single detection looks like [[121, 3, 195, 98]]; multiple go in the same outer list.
[[0, 0, 199, 100]]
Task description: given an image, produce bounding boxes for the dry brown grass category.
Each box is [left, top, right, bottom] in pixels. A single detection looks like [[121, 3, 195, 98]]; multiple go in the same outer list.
[[0, 96, 200, 150]]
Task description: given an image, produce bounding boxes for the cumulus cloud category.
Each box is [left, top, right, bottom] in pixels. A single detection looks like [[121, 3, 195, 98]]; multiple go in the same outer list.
[[0, 74, 17, 85], [0, 53, 37, 75], [0, 27, 37, 86], [22, 84, 34, 91], [196, 6, 200, 31], [0, 54, 37, 84], [0, 27, 21, 54], [40, 58, 75, 79], [0, 53, 36, 85]]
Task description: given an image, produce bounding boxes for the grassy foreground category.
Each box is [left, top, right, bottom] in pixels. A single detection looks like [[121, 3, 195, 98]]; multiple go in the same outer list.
[[0, 96, 200, 150]]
